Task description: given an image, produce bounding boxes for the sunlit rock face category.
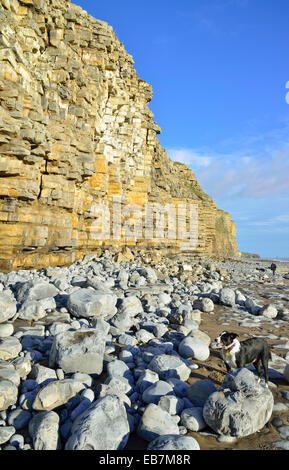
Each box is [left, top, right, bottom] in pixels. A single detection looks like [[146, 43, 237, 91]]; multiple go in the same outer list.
[[0, 0, 238, 271]]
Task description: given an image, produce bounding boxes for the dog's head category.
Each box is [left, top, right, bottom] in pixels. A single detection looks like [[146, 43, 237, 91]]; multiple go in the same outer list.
[[215, 331, 239, 348]]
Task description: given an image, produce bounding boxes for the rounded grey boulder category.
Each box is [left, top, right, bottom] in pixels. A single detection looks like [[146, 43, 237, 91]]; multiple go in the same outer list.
[[219, 288, 236, 307], [259, 303, 278, 319], [137, 403, 180, 442], [29, 411, 60, 450], [181, 407, 206, 431], [178, 337, 210, 361], [148, 354, 191, 381], [203, 368, 274, 437], [142, 380, 174, 404], [187, 378, 217, 406], [65, 395, 130, 450]]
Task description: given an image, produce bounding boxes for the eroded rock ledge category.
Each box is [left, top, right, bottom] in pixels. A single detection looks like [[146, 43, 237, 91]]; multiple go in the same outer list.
[[0, 0, 238, 271]]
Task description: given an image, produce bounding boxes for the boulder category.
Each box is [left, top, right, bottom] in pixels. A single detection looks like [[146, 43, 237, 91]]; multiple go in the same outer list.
[[135, 329, 155, 344], [16, 281, 58, 303], [0, 379, 18, 411], [190, 330, 211, 346], [219, 288, 235, 307], [96, 377, 132, 407], [13, 356, 32, 379], [259, 304, 278, 319], [29, 411, 59, 450], [0, 366, 20, 387], [180, 407, 206, 431], [107, 359, 131, 380], [32, 379, 85, 411], [110, 312, 133, 332], [187, 310, 202, 324], [118, 333, 137, 346], [178, 337, 210, 361], [194, 298, 214, 313], [136, 369, 159, 394], [137, 404, 179, 442], [65, 395, 130, 450], [187, 378, 217, 406], [29, 364, 57, 385], [0, 292, 17, 324], [49, 328, 106, 374], [67, 288, 117, 319], [0, 336, 22, 360], [245, 297, 260, 314], [152, 323, 168, 338], [117, 269, 129, 289], [118, 295, 143, 317], [157, 292, 171, 306], [166, 378, 189, 398], [138, 266, 158, 283], [17, 300, 46, 321], [148, 354, 191, 381], [203, 368, 274, 437], [142, 380, 174, 404]]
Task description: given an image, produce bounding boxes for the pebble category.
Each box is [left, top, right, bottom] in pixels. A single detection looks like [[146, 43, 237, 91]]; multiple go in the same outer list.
[[273, 403, 288, 412], [272, 417, 283, 427], [271, 440, 289, 450], [217, 435, 237, 443], [277, 425, 289, 439]]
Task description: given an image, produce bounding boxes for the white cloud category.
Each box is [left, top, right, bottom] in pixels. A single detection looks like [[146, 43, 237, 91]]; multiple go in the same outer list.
[[168, 146, 289, 200], [167, 148, 212, 169], [248, 214, 289, 226]]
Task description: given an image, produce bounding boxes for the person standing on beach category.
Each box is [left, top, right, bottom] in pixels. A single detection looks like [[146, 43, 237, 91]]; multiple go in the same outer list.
[[270, 262, 277, 277]]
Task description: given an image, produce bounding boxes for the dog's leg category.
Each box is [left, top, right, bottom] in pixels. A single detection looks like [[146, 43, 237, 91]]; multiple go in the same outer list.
[[261, 354, 269, 386], [253, 359, 262, 382], [224, 362, 231, 373]]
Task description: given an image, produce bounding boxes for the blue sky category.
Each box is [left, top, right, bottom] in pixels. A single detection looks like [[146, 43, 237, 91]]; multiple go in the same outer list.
[[75, 0, 289, 259]]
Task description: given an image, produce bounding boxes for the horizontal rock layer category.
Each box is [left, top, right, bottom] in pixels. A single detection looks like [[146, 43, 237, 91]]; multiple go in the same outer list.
[[0, 0, 238, 271]]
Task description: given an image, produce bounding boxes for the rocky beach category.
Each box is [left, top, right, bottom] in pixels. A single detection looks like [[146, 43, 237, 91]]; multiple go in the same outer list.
[[0, 249, 288, 451]]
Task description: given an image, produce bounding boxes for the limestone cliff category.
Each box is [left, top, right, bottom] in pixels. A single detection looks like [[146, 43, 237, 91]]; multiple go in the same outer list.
[[0, 0, 239, 271]]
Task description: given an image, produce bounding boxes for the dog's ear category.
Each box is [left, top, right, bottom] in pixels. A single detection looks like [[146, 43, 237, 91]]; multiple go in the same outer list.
[[232, 333, 239, 339]]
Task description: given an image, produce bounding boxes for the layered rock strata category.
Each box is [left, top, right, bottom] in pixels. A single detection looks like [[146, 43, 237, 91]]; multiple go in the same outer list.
[[0, 0, 238, 271]]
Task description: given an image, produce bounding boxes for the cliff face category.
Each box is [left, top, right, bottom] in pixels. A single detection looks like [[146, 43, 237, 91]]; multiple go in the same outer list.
[[0, 0, 239, 271]]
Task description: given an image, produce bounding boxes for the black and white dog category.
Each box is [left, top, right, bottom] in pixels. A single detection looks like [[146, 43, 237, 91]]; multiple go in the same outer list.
[[215, 331, 271, 386]]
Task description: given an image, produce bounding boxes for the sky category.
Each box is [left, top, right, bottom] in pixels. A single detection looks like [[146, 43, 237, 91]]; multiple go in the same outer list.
[[75, 0, 289, 259]]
